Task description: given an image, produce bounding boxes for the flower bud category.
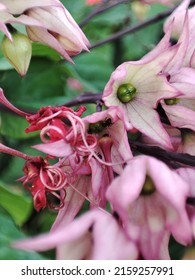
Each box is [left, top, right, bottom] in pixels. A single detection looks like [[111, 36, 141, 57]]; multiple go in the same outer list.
[[1, 32, 32, 76]]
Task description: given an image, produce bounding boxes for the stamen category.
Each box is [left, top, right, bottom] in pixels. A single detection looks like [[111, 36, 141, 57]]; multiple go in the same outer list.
[[40, 125, 64, 143], [38, 110, 62, 124], [79, 126, 129, 167], [39, 167, 67, 191]]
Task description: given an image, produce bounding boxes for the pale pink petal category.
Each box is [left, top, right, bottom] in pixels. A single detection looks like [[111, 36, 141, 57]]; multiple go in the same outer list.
[[165, 12, 189, 73], [13, 211, 97, 252], [170, 67, 195, 98], [0, 0, 62, 14], [125, 101, 173, 149], [13, 210, 138, 260], [51, 176, 90, 231], [89, 158, 104, 198], [177, 130, 195, 155], [141, 124, 181, 151], [106, 157, 146, 221], [92, 213, 138, 260], [147, 157, 192, 244], [177, 168, 195, 197], [140, 227, 170, 259], [164, 0, 190, 38], [162, 102, 195, 130], [26, 26, 73, 62], [33, 139, 73, 157]]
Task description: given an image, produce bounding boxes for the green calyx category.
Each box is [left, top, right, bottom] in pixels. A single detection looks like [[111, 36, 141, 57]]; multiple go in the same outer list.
[[164, 98, 180, 105], [117, 83, 137, 103], [141, 175, 155, 196]]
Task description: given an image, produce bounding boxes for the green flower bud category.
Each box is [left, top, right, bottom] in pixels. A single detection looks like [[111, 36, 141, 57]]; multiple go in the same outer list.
[[141, 175, 155, 196], [1, 33, 32, 76], [117, 83, 137, 103], [164, 98, 180, 105]]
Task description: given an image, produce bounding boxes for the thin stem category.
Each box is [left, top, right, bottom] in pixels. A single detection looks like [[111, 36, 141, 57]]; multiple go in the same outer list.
[[130, 140, 195, 168], [0, 143, 32, 160], [79, 0, 129, 27], [89, 0, 195, 50], [62, 92, 102, 107]]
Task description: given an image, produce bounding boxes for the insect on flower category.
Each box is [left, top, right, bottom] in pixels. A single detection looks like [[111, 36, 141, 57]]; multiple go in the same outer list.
[[88, 118, 113, 134]]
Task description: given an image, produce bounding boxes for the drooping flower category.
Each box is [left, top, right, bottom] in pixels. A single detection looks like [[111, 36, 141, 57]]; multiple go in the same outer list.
[[102, 30, 180, 149], [164, 0, 195, 39], [83, 107, 133, 173], [18, 156, 69, 212], [106, 155, 192, 259], [13, 210, 138, 260], [0, 0, 90, 62], [160, 21, 195, 130]]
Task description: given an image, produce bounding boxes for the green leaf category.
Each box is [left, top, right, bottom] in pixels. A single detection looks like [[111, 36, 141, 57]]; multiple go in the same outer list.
[[0, 182, 32, 226], [0, 58, 69, 111], [70, 45, 114, 92], [32, 43, 61, 61], [0, 112, 38, 139], [0, 208, 46, 259]]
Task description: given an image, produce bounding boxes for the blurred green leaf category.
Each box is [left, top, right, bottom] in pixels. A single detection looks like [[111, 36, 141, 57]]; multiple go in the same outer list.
[[71, 45, 114, 92], [0, 208, 46, 259], [0, 182, 32, 226], [0, 112, 38, 139]]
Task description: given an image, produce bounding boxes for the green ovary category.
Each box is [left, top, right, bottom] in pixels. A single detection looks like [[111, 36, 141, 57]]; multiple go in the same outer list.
[[141, 175, 155, 196], [117, 83, 137, 103], [164, 98, 180, 105]]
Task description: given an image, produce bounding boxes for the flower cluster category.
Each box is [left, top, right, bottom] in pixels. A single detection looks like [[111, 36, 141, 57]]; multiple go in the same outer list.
[[0, 0, 89, 75], [0, 0, 195, 260]]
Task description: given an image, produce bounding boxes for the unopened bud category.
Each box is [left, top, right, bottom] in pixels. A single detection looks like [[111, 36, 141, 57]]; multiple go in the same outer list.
[[1, 33, 32, 76], [131, 1, 150, 21]]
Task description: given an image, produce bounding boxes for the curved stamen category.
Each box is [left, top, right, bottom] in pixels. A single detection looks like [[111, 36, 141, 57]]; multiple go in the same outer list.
[[39, 167, 67, 191], [48, 189, 66, 210], [64, 112, 78, 145], [76, 134, 97, 153], [38, 110, 63, 124], [79, 126, 127, 167], [40, 125, 65, 143]]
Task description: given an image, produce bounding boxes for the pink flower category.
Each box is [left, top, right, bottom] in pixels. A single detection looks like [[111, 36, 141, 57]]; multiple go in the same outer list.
[[13, 210, 138, 260], [83, 107, 133, 173], [86, 0, 102, 5], [18, 156, 67, 212], [160, 69, 195, 130], [0, 0, 90, 62], [106, 156, 192, 259], [102, 31, 179, 149]]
